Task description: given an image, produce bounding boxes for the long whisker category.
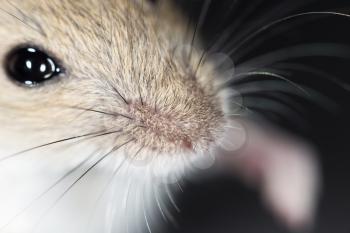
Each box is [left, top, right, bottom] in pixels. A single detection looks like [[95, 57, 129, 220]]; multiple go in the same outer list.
[[0, 129, 122, 162]]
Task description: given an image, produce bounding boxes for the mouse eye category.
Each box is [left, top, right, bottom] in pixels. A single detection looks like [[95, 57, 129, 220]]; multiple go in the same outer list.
[[4, 46, 61, 87]]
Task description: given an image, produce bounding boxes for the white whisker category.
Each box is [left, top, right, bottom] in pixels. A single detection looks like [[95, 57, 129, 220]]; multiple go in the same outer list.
[[235, 71, 310, 96], [142, 184, 152, 233], [165, 184, 180, 213]]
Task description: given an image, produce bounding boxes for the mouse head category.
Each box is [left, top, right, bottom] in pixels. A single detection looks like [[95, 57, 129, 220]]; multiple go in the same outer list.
[[0, 0, 240, 163], [0, 1, 321, 230]]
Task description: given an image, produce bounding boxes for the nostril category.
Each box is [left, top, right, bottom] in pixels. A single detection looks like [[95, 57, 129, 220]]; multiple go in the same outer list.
[[182, 139, 194, 151]]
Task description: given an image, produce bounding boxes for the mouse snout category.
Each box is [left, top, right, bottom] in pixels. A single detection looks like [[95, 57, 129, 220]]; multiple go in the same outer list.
[[120, 86, 224, 154]]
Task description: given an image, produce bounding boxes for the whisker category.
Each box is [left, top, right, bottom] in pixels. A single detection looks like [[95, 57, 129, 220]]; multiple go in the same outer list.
[[31, 138, 134, 233], [152, 183, 178, 226], [124, 180, 132, 233], [221, 1, 308, 54], [142, 183, 152, 233], [241, 95, 306, 121], [225, 113, 244, 117], [70, 106, 134, 120], [229, 11, 350, 56], [235, 81, 338, 112], [66, 104, 102, 124], [194, 0, 265, 74], [112, 86, 129, 105], [0, 129, 122, 162], [85, 145, 144, 228], [153, 185, 167, 222], [0, 5, 46, 36], [183, 11, 193, 49], [176, 181, 184, 193], [235, 43, 350, 73], [138, 81, 144, 106], [274, 62, 350, 91], [123, 178, 132, 216], [189, 0, 212, 63], [0, 147, 100, 230], [165, 184, 180, 213], [238, 92, 312, 119], [226, 101, 252, 115], [235, 71, 310, 96], [214, 0, 264, 53], [69, 139, 134, 190]]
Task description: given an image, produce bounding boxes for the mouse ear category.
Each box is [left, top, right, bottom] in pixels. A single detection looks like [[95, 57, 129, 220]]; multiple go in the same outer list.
[[219, 121, 321, 231]]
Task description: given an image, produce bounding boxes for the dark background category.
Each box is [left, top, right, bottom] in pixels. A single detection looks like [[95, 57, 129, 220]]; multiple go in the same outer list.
[[154, 1, 350, 233]]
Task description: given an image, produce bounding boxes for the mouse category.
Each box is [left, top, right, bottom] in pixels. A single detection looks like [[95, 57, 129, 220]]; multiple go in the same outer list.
[[0, 0, 320, 232]]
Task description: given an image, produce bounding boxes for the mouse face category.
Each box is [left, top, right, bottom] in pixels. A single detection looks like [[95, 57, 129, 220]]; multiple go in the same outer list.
[[0, 1, 322, 232], [0, 0, 229, 159], [0, 1, 242, 231]]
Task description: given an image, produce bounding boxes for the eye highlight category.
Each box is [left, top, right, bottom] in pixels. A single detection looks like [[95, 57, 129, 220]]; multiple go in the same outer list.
[[4, 46, 62, 87]]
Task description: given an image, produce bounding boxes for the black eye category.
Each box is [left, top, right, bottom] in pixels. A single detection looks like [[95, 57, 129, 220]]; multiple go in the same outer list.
[[5, 46, 61, 87]]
